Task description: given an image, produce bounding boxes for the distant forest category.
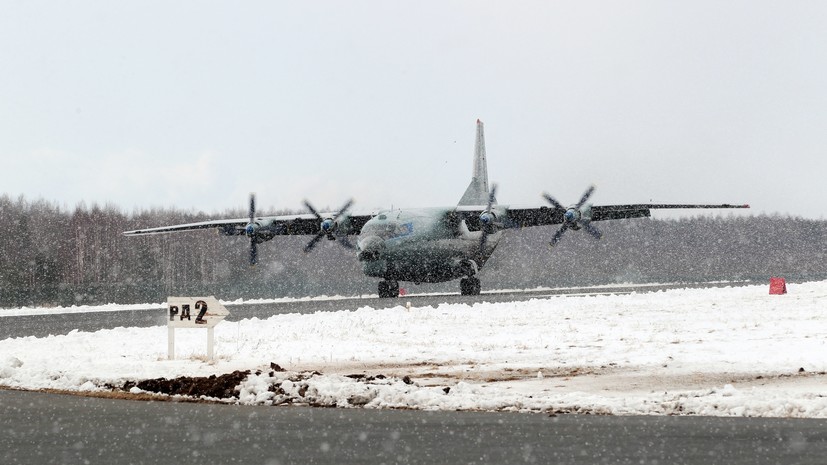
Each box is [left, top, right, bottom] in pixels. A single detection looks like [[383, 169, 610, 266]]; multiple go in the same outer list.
[[1, 194, 825, 308]]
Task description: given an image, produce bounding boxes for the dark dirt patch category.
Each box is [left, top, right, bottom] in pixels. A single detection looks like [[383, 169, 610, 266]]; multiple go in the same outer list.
[[124, 370, 250, 399], [345, 373, 387, 381]]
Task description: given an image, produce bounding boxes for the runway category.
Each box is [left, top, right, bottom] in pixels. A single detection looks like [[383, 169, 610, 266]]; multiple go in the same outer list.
[[0, 281, 752, 340]]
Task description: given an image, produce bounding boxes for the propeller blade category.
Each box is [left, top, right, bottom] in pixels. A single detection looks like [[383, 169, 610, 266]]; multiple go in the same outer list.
[[479, 229, 489, 257], [303, 200, 322, 220], [542, 193, 565, 211], [584, 222, 602, 240], [478, 184, 498, 260], [550, 222, 570, 247], [486, 184, 498, 211], [249, 193, 256, 223], [333, 198, 354, 221], [247, 193, 259, 265], [304, 233, 325, 253], [575, 185, 595, 209], [249, 239, 258, 266]]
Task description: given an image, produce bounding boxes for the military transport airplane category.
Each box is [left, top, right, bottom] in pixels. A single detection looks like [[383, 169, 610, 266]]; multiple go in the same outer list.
[[124, 120, 749, 298]]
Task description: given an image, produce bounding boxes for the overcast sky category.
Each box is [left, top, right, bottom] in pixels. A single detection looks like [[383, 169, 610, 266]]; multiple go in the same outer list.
[[1, 1, 825, 219]]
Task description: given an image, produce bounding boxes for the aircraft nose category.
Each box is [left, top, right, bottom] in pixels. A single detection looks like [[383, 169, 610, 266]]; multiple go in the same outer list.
[[357, 235, 385, 262]]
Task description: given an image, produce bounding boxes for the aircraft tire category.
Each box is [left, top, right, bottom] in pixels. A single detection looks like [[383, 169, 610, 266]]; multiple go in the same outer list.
[[460, 277, 481, 296], [460, 278, 469, 295], [378, 280, 400, 298]]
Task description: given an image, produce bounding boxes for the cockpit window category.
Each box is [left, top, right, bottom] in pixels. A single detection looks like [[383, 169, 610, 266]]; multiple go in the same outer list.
[[362, 222, 396, 239], [362, 220, 413, 239]]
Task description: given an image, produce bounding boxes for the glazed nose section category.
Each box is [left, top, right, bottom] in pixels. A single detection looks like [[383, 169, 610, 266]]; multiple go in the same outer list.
[[357, 235, 385, 262]]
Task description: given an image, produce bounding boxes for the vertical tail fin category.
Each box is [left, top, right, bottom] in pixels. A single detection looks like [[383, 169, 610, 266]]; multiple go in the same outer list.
[[458, 119, 494, 206]]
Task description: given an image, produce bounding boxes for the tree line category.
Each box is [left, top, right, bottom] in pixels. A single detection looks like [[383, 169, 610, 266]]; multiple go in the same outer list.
[[1, 193, 825, 308]]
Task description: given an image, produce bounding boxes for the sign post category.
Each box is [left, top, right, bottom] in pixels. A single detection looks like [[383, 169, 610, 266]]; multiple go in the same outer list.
[[166, 296, 229, 361]]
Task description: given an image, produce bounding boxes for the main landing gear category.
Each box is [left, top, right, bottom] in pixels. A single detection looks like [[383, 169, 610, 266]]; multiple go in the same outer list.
[[378, 278, 480, 298], [460, 276, 481, 296], [378, 280, 399, 298]]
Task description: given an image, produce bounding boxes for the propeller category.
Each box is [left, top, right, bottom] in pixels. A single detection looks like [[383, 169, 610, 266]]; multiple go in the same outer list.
[[245, 193, 259, 265], [543, 185, 602, 247], [303, 198, 355, 253], [477, 184, 498, 260]]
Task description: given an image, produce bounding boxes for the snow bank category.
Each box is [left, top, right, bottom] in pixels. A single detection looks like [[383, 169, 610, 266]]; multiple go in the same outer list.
[[1, 281, 826, 417]]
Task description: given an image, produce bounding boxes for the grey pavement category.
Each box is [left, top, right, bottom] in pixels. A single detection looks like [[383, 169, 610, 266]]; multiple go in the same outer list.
[[3, 389, 827, 465]]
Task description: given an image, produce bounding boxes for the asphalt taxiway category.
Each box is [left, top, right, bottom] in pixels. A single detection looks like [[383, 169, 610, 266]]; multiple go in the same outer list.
[[2, 389, 826, 465], [0, 281, 752, 340]]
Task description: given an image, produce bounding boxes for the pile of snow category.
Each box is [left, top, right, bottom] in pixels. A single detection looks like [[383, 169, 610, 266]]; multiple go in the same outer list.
[[1, 281, 826, 417]]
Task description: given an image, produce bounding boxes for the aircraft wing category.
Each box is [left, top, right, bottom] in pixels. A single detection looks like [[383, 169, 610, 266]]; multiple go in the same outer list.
[[504, 205, 650, 227], [123, 218, 252, 236], [592, 203, 750, 222], [123, 212, 375, 237], [457, 203, 749, 230]]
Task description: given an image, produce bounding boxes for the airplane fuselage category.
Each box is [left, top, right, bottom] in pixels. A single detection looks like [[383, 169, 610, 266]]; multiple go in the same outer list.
[[356, 207, 501, 284]]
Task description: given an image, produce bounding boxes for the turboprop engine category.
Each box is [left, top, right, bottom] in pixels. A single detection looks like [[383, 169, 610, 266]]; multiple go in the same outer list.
[[543, 185, 603, 247]]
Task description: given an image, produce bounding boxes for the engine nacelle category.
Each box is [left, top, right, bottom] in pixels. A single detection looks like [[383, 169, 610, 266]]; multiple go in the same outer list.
[[479, 209, 500, 234], [320, 218, 335, 237], [244, 219, 277, 242], [564, 204, 592, 229], [479, 210, 496, 224], [321, 213, 352, 235]]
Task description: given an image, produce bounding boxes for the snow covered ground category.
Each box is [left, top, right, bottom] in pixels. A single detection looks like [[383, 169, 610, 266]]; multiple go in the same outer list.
[[1, 281, 826, 417]]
